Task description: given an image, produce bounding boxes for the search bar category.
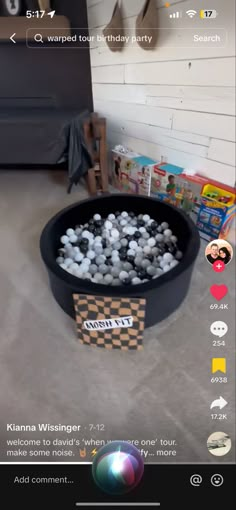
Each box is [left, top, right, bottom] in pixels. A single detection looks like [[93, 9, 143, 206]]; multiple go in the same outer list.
[[26, 28, 227, 49]]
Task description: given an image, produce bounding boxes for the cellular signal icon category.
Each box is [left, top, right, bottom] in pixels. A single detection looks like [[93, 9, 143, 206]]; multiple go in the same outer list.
[[169, 11, 182, 18], [186, 10, 197, 18]]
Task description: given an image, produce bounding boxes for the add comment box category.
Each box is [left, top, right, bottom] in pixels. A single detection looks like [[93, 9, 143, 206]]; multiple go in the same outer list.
[[26, 28, 227, 49]]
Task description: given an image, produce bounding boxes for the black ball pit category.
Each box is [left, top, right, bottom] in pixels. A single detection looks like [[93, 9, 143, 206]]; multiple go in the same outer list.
[[40, 194, 200, 329]]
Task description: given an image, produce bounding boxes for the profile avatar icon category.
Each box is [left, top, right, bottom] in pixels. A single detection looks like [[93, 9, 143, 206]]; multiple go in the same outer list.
[[92, 441, 144, 495], [205, 239, 233, 267]]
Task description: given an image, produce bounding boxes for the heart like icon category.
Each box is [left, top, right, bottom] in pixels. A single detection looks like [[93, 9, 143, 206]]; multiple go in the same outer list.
[[210, 284, 228, 301]]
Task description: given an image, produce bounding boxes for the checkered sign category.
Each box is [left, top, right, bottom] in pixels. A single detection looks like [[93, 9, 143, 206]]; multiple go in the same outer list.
[[73, 294, 146, 351]]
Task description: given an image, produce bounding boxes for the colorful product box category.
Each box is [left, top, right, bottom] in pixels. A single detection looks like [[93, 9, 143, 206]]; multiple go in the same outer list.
[[151, 163, 185, 205], [112, 149, 155, 196], [180, 174, 235, 219], [197, 183, 236, 241]]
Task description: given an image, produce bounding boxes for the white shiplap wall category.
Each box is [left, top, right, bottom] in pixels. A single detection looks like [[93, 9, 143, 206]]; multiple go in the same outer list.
[[87, 0, 236, 186]]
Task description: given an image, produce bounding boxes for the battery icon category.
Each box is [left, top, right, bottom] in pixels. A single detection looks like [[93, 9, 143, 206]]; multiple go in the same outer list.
[[200, 9, 218, 18]]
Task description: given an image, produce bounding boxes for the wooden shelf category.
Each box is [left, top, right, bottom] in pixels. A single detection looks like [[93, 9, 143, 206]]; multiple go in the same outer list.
[[0, 16, 71, 40]]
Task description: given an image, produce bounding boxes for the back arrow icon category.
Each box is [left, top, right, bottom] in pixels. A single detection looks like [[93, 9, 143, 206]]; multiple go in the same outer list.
[[10, 33, 16, 43]]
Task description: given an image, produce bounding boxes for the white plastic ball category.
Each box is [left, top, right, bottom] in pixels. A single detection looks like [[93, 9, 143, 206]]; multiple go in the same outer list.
[[163, 253, 174, 263], [111, 267, 120, 277], [70, 263, 79, 271], [163, 265, 171, 273], [69, 235, 78, 244], [84, 272, 92, 280], [94, 236, 102, 243], [64, 258, 74, 267], [132, 277, 142, 285], [127, 249, 136, 257], [94, 245, 103, 255], [147, 238, 156, 247], [129, 240, 138, 250], [161, 222, 169, 230], [143, 246, 151, 255], [111, 229, 119, 239], [80, 264, 90, 274], [61, 235, 70, 245], [94, 273, 103, 282], [83, 258, 91, 266], [126, 226, 135, 235], [87, 250, 96, 260], [119, 271, 129, 281], [66, 228, 75, 237], [170, 260, 179, 269], [105, 220, 113, 230], [96, 255, 106, 265], [75, 253, 84, 263], [104, 274, 113, 284], [82, 230, 91, 239], [151, 247, 159, 256]]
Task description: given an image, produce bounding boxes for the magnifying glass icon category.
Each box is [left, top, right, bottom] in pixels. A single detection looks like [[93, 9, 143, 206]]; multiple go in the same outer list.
[[34, 33, 44, 43]]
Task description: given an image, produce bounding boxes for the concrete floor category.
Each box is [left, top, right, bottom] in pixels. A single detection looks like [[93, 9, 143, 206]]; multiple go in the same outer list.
[[0, 170, 235, 464]]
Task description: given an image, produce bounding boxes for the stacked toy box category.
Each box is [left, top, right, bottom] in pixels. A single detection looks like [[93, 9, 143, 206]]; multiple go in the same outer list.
[[112, 148, 156, 196], [151, 162, 185, 205], [197, 183, 236, 241]]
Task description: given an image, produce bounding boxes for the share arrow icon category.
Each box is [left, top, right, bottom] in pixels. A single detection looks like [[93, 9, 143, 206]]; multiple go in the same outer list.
[[210, 396, 228, 410]]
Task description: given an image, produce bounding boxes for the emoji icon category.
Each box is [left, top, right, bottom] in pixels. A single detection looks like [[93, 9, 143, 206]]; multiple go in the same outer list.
[[210, 285, 228, 301], [207, 432, 231, 457], [91, 448, 98, 457], [213, 260, 225, 273], [212, 358, 226, 374], [210, 321, 228, 338], [210, 397, 228, 410], [211, 474, 224, 487], [79, 448, 87, 458]]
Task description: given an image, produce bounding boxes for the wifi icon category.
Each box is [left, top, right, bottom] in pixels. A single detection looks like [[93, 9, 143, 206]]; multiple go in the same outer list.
[[186, 9, 197, 18]]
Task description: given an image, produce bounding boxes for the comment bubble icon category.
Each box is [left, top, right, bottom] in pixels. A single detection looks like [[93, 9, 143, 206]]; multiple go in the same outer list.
[[210, 321, 228, 338]]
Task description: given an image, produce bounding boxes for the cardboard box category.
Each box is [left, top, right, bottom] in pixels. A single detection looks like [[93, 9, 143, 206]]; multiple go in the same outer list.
[[112, 149, 155, 196], [152, 165, 236, 236], [151, 163, 185, 205], [180, 174, 235, 221], [197, 183, 236, 241]]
